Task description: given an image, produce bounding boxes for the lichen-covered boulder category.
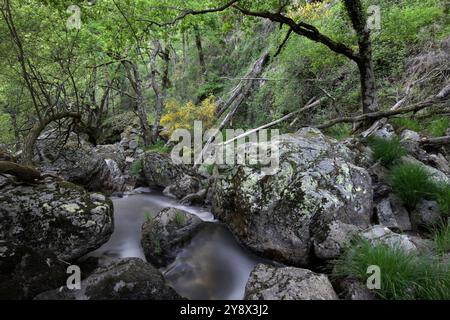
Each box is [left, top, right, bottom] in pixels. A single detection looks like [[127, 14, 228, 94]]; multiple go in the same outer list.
[[212, 128, 373, 266], [141, 208, 204, 268], [0, 177, 114, 261], [244, 264, 338, 300], [142, 152, 202, 199], [35, 258, 182, 300]]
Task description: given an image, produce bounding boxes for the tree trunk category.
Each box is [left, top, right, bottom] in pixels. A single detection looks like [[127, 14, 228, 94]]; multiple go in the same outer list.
[[22, 112, 81, 165], [194, 25, 206, 77], [123, 60, 152, 147], [344, 0, 379, 114], [150, 41, 171, 144]]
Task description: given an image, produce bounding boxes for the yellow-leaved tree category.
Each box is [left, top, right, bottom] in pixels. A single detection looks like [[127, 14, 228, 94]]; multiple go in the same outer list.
[[161, 95, 217, 138]]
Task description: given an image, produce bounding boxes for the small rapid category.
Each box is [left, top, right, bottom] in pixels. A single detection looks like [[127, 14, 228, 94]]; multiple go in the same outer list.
[[85, 188, 265, 300]]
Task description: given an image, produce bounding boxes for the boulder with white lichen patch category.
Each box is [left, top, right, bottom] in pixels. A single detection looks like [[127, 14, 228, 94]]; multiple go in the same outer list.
[[0, 176, 114, 261], [212, 128, 373, 266]]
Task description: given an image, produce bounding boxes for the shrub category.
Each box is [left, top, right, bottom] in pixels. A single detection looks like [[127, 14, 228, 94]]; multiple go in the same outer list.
[[389, 162, 432, 209], [131, 160, 142, 177], [144, 211, 153, 222], [427, 117, 449, 137], [161, 96, 217, 138], [433, 224, 450, 256], [327, 123, 352, 141], [174, 212, 186, 226], [391, 117, 422, 132], [333, 239, 450, 300], [145, 140, 171, 154], [368, 136, 407, 167]]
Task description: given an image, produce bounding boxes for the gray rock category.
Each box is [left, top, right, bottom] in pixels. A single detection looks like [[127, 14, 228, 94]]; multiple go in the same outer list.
[[372, 124, 396, 140], [313, 222, 360, 260], [35, 131, 125, 193], [128, 140, 139, 150], [411, 200, 443, 230], [142, 152, 202, 199], [141, 208, 204, 268], [375, 198, 400, 230], [0, 244, 67, 300], [244, 264, 338, 300], [375, 196, 412, 232], [361, 225, 417, 252], [35, 258, 182, 300], [335, 278, 377, 300], [212, 128, 373, 266], [400, 130, 421, 142], [0, 177, 114, 261]]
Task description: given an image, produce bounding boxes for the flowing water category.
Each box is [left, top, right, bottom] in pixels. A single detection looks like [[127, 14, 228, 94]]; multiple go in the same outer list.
[[85, 188, 265, 300]]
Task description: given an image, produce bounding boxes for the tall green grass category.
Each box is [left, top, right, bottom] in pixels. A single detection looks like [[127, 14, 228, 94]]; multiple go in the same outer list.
[[368, 136, 406, 167], [333, 239, 450, 300]]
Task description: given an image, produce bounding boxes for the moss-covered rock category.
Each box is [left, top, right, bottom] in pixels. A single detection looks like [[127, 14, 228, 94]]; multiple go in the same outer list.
[[141, 208, 204, 268]]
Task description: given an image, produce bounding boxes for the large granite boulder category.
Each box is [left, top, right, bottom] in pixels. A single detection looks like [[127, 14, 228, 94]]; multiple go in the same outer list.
[[244, 264, 338, 300], [141, 208, 204, 268], [212, 128, 373, 266], [0, 176, 114, 261], [34, 258, 182, 300]]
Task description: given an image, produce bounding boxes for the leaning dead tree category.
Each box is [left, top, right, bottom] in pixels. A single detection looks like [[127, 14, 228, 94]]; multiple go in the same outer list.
[[193, 50, 270, 166]]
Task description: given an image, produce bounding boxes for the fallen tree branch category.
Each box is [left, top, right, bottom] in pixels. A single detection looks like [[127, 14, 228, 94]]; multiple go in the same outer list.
[[219, 97, 325, 146], [316, 82, 450, 130], [0, 161, 42, 183], [420, 136, 450, 146]]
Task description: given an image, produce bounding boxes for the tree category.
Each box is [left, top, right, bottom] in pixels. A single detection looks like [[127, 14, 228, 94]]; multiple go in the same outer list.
[[147, 0, 380, 114]]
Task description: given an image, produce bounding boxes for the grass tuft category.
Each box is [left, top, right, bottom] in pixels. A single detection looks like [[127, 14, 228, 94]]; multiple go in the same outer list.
[[332, 239, 450, 300], [131, 160, 143, 177], [389, 162, 432, 209], [368, 136, 406, 167]]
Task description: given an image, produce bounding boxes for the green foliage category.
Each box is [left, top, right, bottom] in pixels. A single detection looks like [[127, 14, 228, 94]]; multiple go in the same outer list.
[[391, 117, 422, 132], [333, 239, 450, 300], [0, 113, 13, 147], [145, 141, 171, 154], [426, 117, 449, 137], [131, 160, 143, 177], [326, 124, 352, 141], [368, 137, 407, 167], [153, 239, 162, 256], [174, 212, 186, 226], [431, 182, 450, 216], [144, 211, 154, 222], [389, 162, 432, 209], [433, 224, 450, 256]]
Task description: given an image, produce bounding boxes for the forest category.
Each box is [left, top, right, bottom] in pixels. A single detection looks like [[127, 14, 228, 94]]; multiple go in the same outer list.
[[0, 0, 449, 302]]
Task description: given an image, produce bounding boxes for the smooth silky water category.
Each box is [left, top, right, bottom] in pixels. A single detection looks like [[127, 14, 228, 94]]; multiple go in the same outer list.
[[85, 188, 265, 300]]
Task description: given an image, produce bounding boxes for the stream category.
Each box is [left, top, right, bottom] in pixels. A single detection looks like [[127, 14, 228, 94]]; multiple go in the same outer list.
[[85, 188, 266, 300]]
